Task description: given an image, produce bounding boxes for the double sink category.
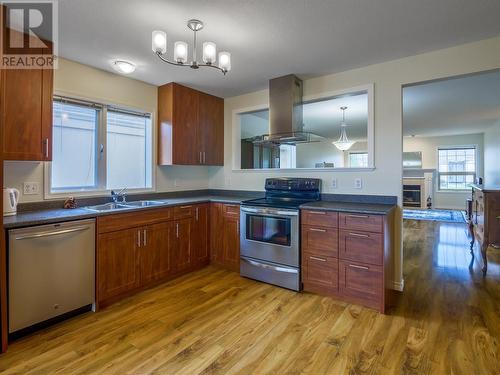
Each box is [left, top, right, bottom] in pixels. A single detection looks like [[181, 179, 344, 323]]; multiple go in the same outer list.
[[84, 200, 169, 212]]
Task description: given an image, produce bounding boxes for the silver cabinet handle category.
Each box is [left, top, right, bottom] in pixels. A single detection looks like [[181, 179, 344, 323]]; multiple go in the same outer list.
[[180, 205, 192, 209], [43, 138, 49, 158], [199, 151, 202, 164], [14, 226, 90, 240], [309, 228, 326, 233], [176, 223, 179, 238], [196, 207, 199, 221], [137, 230, 141, 248], [309, 256, 326, 262], [349, 232, 369, 238], [347, 214, 369, 218], [308, 211, 326, 215], [143, 229, 147, 247], [203, 151, 206, 164], [349, 264, 369, 270]]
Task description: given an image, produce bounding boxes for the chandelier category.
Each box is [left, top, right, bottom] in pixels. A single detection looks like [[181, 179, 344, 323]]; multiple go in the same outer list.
[[152, 19, 231, 75], [333, 106, 356, 151]]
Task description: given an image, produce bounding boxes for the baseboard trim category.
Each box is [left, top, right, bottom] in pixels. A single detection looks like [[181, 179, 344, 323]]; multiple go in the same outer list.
[[392, 279, 404, 292]]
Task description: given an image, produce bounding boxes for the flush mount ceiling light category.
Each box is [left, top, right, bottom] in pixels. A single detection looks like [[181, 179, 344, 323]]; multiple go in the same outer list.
[[111, 60, 136, 74], [333, 106, 356, 151], [152, 19, 231, 75]]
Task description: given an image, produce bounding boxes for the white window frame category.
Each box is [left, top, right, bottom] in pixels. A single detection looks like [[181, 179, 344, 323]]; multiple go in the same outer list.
[[437, 146, 476, 192], [44, 94, 156, 199], [231, 83, 375, 171]]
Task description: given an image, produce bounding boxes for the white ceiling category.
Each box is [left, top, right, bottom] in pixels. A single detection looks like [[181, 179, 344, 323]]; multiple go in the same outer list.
[[58, 0, 500, 97], [403, 70, 500, 137]]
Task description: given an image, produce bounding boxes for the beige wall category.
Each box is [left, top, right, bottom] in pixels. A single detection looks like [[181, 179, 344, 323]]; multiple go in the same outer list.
[[4, 58, 209, 202], [403, 133, 484, 210], [484, 118, 500, 186], [209, 36, 500, 289]]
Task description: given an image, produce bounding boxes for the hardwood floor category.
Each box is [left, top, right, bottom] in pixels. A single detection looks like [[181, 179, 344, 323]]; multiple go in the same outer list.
[[0, 219, 498, 374]]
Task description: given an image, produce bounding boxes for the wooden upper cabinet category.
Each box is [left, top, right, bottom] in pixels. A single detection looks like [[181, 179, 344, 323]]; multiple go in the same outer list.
[[1, 29, 53, 161], [157, 82, 223, 166]]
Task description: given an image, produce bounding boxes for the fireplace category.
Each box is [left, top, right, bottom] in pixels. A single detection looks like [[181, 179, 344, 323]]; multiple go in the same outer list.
[[403, 184, 422, 208]]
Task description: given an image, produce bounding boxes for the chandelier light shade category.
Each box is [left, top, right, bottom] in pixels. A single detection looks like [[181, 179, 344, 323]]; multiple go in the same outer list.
[[152, 19, 231, 75], [333, 106, 356, 151], [152, 30, 167, 54]]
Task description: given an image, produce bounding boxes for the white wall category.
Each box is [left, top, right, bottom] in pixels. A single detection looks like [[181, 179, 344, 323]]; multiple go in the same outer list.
[[208, 36, 500, 290], [484, 118, 500, 186], [3, 58, 209, 202], [403, 133, 484, 210]]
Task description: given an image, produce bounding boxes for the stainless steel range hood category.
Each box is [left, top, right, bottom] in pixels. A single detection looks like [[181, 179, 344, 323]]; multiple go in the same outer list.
[[252, 74, 321, 145]]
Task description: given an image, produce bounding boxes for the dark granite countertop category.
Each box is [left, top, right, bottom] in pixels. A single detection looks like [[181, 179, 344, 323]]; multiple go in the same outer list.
[[299, 200, 396, 215], [4, 195, 250, 229]]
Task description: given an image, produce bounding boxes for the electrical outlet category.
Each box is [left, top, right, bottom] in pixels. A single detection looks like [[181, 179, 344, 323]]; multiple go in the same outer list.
[[23, 182, 40, 195], [331, 178, 337, 189], [354, 178, 362, 189], [225, 177, 231, 187], [174, 179, 180, 187]]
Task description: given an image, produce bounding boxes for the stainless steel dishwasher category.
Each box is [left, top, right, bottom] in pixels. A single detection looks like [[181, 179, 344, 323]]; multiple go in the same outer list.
[[8, 219, 95, 334]]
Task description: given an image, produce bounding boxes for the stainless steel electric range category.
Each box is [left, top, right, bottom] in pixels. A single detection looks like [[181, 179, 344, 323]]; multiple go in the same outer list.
[[240, 177, 321, 291]]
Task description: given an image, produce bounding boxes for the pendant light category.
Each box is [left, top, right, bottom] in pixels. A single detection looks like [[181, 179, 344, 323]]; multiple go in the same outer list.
[[333, 106, 356, 151]]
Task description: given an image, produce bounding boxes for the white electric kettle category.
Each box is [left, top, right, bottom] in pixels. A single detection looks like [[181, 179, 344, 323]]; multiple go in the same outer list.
[[4, 188, 20, 216]]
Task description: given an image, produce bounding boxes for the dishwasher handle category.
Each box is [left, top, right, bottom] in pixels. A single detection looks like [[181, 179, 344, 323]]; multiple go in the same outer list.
[[14, 226, 92, 241]]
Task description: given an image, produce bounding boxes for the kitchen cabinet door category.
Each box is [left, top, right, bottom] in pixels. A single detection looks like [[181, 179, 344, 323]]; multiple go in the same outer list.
[[173, 84, 199, 165], [222, 215, 240, 272], [193, 204, 210, 265], [140, 222, 173, 284], [198, 92, 223, 165], [97, 228, 140, 302], [172, 217, 193, 273], [1, 64, 53, 161]]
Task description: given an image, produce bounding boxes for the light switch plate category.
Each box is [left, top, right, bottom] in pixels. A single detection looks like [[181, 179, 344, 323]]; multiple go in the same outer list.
[[354, 178, 362, 189], [23, 182, 40, 195]]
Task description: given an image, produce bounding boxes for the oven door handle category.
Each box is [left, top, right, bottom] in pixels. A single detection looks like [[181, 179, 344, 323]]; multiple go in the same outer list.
[[241, 207, 298, 217], [242, 258, 298, 273]]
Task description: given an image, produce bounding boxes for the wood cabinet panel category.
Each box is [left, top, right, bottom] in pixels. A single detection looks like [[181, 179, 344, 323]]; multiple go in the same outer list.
[[339, 260, 383, 311], [339, 213, 383, 233], [302, 252, 338, 292], [301, 225, 338, 257], [193, 204, 209, 265], [172, 217, 193, 273], [199, 92, 224, 165], [339, 230, 383, 266], [1, 64, 53, 161], [157, 83, 224, 166], [210, 203, 240, 271], [97, 207, 173, 234], [302, 210, 338, 228], [97, 228, 140, 301], [174, 204, 196, 219], [140, 222, 172, 284]]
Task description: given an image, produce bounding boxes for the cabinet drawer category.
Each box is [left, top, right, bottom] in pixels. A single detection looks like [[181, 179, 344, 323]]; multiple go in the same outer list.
[[222, 204, 240, 218], [98, 207, 173, 234], [302, 226, 338, 257], [302, 210, 338, 228], [339, 230, 383, 265], [339, 213, 383, 233], [302, 252, 338, 291], [174, 205, 196, 219], [339, 260, 382, 309]]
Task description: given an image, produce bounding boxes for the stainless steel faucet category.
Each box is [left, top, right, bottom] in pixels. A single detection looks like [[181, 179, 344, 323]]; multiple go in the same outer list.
[[111, 188, 127, 203]]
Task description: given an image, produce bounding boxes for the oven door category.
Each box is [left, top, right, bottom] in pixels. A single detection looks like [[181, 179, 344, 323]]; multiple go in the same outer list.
[[240, 206, 299, 267]]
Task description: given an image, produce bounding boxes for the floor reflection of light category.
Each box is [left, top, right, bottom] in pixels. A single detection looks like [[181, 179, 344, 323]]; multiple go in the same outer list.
[[435, 223, 472, 269]]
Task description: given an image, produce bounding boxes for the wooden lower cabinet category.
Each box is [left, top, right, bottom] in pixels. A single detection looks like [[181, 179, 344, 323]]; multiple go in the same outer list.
[[140, 222, 172, 284], [210, 203, 240, 272], [97, 228, 141, 302], [193, 204, 209, 266], [172, 217, 193, 273], [301, 208, 394, 313]]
